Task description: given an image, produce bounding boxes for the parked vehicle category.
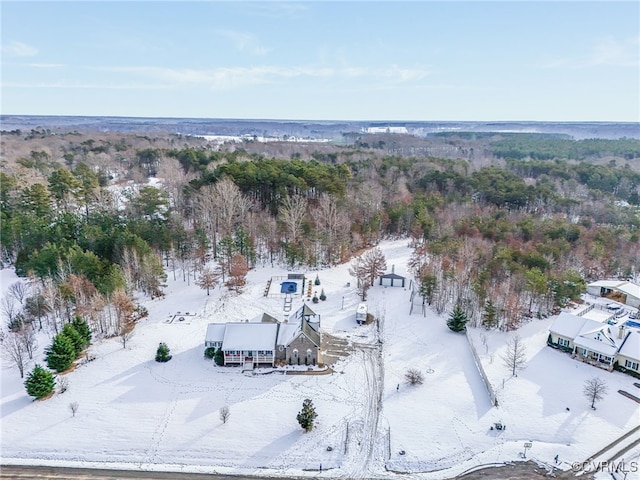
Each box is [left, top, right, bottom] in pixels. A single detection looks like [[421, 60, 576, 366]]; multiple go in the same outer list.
[[356, 303, 368, 325]]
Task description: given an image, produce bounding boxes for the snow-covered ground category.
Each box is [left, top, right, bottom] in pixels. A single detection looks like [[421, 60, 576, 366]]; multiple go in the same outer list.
[[1, 239, 639, 479]]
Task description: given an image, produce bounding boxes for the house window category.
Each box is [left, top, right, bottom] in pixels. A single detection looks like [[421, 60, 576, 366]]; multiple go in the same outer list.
[[558, 338, 570, 348], [625, 360, 639, 371], [582, 348, 588, 356]]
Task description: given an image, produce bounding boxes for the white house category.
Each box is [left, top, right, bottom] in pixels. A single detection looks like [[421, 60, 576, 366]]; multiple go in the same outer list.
[[587, 280, 640, 309], [204, 304, 322, 369], [221, 323, 279, 368], [548, 312, 640, 374]]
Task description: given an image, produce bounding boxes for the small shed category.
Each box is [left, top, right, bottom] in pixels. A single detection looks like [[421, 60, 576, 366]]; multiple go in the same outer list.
[[380, 272, 406, 287]]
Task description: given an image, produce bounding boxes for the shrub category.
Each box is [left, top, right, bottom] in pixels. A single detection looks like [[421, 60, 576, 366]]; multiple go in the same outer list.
[[204, 347, 216, 359], [214, 348, 224, 366], [155, 342, 172, 362], [314, 275, 321, 286], [405, 368, 424, 385], [319, 289, 326, 301]]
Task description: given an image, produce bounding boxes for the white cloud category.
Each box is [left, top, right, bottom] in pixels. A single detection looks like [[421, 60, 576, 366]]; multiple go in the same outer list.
[[75, 63, 431, 90], [1, 41, 38, 57], [214, 30, 271, 56], [542, 35, 640, 69], [26, 63, 65, 69]]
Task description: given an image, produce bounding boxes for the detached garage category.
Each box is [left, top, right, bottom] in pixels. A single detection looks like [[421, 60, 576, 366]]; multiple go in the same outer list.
[[380, 271, 406, 287], [587, 280, 640, 309]]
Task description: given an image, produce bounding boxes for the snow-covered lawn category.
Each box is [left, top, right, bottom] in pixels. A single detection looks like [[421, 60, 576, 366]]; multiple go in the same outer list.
[[1, 240, 639, 479]]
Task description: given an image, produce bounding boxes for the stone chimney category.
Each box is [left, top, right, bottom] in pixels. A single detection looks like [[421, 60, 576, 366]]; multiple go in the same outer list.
[[619, 324, 625, 339]]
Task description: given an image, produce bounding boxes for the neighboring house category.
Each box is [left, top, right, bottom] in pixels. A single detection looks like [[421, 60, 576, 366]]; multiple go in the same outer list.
[[204, 303, 322, 369], [548, 312, 640, 374], [587, 280, 640, 308]]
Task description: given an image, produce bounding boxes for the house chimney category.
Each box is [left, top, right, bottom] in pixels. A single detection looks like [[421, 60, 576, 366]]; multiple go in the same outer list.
[[392, 265, 395, 274], [619, 325, 625, 339]]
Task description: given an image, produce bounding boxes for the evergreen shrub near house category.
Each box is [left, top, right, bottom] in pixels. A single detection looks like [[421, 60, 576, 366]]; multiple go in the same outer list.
[[314, 275, 320, 286], [155, 342, 172, 362], [312, 295, 319, 304], [319, 289, 326, 301], [204, 347, 216, 359], [613, 363, 640, 379], [24, 364, 55, 399], [214, 348, 224, 366]]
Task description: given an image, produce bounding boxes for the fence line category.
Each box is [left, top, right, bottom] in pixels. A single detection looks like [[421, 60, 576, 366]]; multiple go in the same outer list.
[[465, 329, 499, 407]]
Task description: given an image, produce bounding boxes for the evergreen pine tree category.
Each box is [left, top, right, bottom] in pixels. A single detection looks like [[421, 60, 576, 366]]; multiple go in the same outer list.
[[155, 342, 172, 362], [24, 364, 55, 399], [447, 303, 467, 332], [46, 333, 77, 372], [61, 323, 85, 357], [296, 398, 318, 432], [481, 299, 498, 329], [71, 316, 92, 345], [314, 275, 320, 286], [319, 289, 326, 301]]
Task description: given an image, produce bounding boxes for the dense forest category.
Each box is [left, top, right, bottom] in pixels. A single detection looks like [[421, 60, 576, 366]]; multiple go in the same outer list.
[[1, 128, 639, 338]]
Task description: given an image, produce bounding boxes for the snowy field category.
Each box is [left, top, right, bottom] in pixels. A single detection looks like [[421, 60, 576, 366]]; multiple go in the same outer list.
[[1, 239, 639, 479]]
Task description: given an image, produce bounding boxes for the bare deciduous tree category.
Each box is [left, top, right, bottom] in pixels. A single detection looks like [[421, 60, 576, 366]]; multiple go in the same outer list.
[[583, 377, 608, 409], [349, 247, 387, 300], [18, 326, 38, 360], [279, 194, 307, 244], [7, 281, 29, 305], [405, 368, 424, 385], [312, 193, 348, 265], [69, 401, 79, 417], [120, 329, 135, 349], [501, 334, 527, 377], [58, 377, 69, 394], [219, 405, 230, 424], [2, 332, 28, 378], [2, 296, 19, 330]]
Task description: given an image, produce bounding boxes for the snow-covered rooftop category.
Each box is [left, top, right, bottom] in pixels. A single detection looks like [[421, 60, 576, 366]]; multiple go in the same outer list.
[[549, 312, 588, 338], [204, 324, 226, 344], [277, 323, 301, 347], [618, 329, 640, 361], [221, 322, 278, 351]]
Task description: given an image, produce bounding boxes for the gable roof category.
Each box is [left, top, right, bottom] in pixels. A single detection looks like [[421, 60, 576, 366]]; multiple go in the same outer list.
[[222, 323, 279, 351], [549, 312, 589, 339], [277, 323, 300, 346], [573, 322, 619, 357], [381, 272, 405, 280], [618, 330, 640, 362], [301, 319, 320, 347], [205, 324, 226, 344], [588, 280, 640, 301]]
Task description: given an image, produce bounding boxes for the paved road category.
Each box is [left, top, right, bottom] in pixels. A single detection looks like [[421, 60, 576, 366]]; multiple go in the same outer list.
[[1, 462, 591, 480], [0, 465, 287, 480]]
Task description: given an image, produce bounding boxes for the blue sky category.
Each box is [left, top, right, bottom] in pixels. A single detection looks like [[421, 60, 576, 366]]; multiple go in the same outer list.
[[1, 1, 639, 121]]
